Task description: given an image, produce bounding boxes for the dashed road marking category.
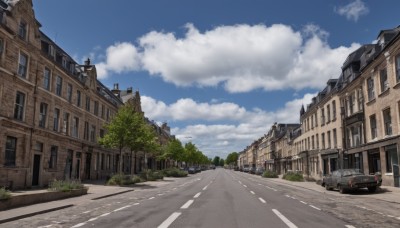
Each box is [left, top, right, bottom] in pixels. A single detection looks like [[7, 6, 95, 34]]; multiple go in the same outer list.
[[345, 225, 356, 228], [250, 191, 255, 195], [203, 185, 208, 190], [194, 192, 201, 198], [181, 199, 194, 209], [309, 205, 321, 211], [272, 209, 298, 228], [71, 223, 86, 228], [300, 201, 307, 204], [113, 205, 132, 212], [259, 197, 266, 203], [243, 185, 247, 188], [149, 197, 155, 200], [158, 212, 182, 228]]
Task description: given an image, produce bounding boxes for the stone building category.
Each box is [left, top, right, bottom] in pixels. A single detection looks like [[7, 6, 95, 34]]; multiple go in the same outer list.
[[0, 0, 128, 189]]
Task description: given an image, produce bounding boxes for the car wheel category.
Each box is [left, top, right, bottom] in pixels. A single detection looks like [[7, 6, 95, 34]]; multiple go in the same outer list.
[[367, 186, 377, 193], [338, 185, 346, 194], [325, 184, 331, 191]]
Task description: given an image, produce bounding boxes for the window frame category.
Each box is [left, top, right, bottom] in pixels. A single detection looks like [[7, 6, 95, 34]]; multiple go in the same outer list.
[[5, 136, 17, 166], [39, 102, 48, 128], [18, 51, 28, 78], [14, 91, 25, 121]]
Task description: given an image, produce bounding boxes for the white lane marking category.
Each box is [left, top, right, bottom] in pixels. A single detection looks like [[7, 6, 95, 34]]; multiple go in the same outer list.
[[88, 217, 98, 222], [328, 198, 336, 201], [203, 185, 208, 190], [285, 195, 290, 198], [194, 192, 201, 198], [300, 201, 307, 204], [272, 209, 298, 228], [82, 210, 91, 214], [345, 225, 356, 228], [133, 203, 140, 205], [387, 215, 395, 218], [258, 183, 262, 186], [309, 205, 321, 211], [238, 181, 242, 184], [158, 193, 164, 196], [259, 198, 266, 203], [197, 178, 201, 180], [37, 226, 53, 228], [181, 199, 194, 209], [173, 188, 177, 190], [113, 205, 132, 212], [290, 197, 296, 199], [158, 212, 182, 228], [149, 197, 155, 200], [397, 217, 400, 220], [71, 223, 86, 228], [243, 185, 247, 188], [250, 191, 255, 195], [99, 212, 111, 217]]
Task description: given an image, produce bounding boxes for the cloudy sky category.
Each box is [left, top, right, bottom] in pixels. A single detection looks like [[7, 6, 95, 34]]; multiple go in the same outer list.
[[34, 0, 400, 159]]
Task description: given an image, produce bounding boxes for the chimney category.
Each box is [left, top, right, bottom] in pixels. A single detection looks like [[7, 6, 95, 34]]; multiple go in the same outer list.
[[84, 58, 91, 66], [111, 83, 121, 97], [127, 87, 133, 94]]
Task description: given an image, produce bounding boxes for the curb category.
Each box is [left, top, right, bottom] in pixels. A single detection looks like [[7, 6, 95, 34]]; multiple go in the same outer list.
[[91, 189, 134, 200], [0, 204, 74, 224]]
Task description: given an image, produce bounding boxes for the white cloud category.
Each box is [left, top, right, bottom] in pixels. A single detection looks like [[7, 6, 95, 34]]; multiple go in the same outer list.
[[94, 23, 359, 92], [96, 42, 141, 79], [142, 93, 315, 157], [335, 0, 369, 22]]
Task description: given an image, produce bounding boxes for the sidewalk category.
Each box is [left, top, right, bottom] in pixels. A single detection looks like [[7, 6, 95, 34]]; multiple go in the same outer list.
[[0, 181, 151, 224], [262, 175, 400, 204]]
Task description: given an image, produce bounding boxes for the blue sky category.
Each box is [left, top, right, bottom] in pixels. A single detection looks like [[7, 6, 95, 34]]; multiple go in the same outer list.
[[33, 0, 400, 159]]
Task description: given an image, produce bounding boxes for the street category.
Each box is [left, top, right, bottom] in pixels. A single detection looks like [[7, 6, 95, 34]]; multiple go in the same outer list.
[[3, 168, 400, 228]]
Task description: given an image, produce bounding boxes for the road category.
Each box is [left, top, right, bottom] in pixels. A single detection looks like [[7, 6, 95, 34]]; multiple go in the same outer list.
[[3, 168, 400, 228]]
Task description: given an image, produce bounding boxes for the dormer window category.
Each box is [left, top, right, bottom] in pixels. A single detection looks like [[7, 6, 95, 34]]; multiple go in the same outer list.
[[18, 20, 27, 40]]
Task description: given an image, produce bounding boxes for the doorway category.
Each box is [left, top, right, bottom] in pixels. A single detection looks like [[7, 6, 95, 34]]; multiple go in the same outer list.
[[32, 154, 40, 186]]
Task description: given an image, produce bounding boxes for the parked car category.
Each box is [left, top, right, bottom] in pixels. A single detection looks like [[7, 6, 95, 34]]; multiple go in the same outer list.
[[188, 167, 196, 174], [255, 167, 265, 175], [249, 167, 256, 174], [243, 166, 250, 173], [321, 169, 382, 194]]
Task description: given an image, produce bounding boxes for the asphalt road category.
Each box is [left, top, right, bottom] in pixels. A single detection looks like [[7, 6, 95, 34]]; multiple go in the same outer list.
[[4, 168, 400, 228]]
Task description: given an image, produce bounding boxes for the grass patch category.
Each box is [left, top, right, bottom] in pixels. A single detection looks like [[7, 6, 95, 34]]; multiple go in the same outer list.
[[106, 174, 142, 186], [0, 187, 11, 200], [162, 168, 188, 177], [262, 170, 279, 178], [282, 172, 304, 182], [48, 179, 85, 192]]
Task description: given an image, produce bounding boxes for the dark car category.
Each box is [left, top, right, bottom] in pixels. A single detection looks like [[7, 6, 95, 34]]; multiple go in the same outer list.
[[255, 167, 265, 175], [188, 167, 196, 174], [322, 169, 381, 194], [249, 167, 256, 174]]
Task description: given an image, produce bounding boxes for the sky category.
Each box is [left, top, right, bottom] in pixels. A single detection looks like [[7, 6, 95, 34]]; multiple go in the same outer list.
[[33, 0, 400, 159]]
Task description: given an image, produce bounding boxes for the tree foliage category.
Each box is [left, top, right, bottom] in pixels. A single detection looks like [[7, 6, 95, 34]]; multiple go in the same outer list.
[[213, 156, 220, 166], [225, 152, 239, 166]]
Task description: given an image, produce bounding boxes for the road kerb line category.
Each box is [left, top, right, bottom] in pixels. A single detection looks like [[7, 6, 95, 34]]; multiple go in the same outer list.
[[194, 192, 201, 198], [272, 209, 298, 228], [259, 197, 266, 203], [158, 212, 182, 228], [181, 200, 194, 209]]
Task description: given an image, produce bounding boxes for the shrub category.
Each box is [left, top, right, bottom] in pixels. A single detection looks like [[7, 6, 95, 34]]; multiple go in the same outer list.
[[0, 187, 11, 200], [262, 170, 278, 178], [48, 179, 85, 192], [282, 172, 304, 182], [162, 168, 188, 177], [140, 170, 164, 181], [106, 174, 141, 186]]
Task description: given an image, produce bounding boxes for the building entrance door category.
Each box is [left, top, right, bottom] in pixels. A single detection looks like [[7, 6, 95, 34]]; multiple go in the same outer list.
[[32, 155, 40, 186], [368, 150, 381, 174]]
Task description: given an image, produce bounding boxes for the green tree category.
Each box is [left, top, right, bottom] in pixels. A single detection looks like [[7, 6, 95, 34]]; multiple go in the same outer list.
[[160, 139, 185, 166], [99, 104, 136, 174], [213, 156, 220, 166], [225, 152, 239, 166], [219, 158, 225, 167]]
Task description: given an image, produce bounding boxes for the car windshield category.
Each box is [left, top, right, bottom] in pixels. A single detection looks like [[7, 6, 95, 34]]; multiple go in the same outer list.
[[342, 169, 363, 176]]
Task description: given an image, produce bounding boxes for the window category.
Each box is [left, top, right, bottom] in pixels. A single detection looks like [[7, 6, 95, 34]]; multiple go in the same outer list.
[[367, 77, 375, 101], [67, 84, 72, 102], [5, 136, 17, 166], [321, 133, 325, 149], [84, 121, 89, 140], [396, 54, 400, 83], [53, 108, 60, 132], [55, 76, 63, 96], [321, 108, 325, 125], [85, 96, 90, 112], [348, 93, 355, 115], [316, 134, 319, 149], [90, 125, 96, 142], [72, 117, 79, 138], [370, 114, 377, 139], [315, 113, 318, 126], [386, 145, 398, 173], [39, 102, 48, 128], [43, 67, 51, 90], [18, 52, 28, 78], [333, 129, 337, 148], [332, 101, 336, 120], [107, 108, 110, 121], [311, 136, 315, 149], [101, 153, 105, 170], [0, 38, 3, 56], [63, 112, 70, 135], [49, 146, 58, 169], [380, 68, 389, 93], [18, 20, 27, 40], [94, 101, 99, 116], [327, 131, 331, 149], [327, 105, 331, 123], [101, 104, 105, 118], [100, 129, 105, 138], [77, 90, 81, 107], [357, 89, 363, 112], [14, 91, 25, 120], [383, 108, 392, 136]]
